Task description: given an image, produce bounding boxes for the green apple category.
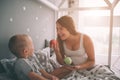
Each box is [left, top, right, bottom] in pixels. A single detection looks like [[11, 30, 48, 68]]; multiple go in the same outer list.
[[64, 57, 72, 65]]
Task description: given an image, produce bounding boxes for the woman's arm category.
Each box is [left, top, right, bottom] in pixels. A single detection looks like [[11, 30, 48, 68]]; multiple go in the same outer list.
[[53, 42, 65, 65], [79, 34, 95, 69], [72, 34, 95, 70], [54, 51, 64, 65]]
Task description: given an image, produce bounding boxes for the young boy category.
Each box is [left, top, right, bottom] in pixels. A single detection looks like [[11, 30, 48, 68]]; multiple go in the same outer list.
[[8, 34, 59, 80]]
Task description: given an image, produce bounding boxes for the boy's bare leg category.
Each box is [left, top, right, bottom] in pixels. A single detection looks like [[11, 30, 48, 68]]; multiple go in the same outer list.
[[40, 69, 59, 80], [28, 71, 47, 80], [50, 66, 72, 79]]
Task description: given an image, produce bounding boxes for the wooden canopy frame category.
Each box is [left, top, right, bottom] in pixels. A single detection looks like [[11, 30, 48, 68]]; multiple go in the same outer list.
[[58, 0, 120, 67]]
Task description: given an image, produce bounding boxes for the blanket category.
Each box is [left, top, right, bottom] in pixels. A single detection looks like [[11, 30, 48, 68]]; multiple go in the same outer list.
[[61, 65, 120, 80]]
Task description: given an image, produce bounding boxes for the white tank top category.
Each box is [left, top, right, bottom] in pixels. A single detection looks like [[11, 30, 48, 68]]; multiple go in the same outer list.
[[63, 34, 88, 65]]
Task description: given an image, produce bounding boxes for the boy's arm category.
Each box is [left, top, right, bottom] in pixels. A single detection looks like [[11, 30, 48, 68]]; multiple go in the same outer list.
[[15, 59, 48, 80], [28, 71, 47, 80], [39, 69, 59, 80]]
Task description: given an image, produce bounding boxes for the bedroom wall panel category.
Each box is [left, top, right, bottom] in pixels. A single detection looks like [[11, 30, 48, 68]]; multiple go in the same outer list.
[[0, 0, 55, 59]]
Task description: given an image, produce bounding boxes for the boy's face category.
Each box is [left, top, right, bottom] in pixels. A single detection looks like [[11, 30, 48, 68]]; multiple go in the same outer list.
[[25, 36, 34, 57], [27, 37, 34, 57]]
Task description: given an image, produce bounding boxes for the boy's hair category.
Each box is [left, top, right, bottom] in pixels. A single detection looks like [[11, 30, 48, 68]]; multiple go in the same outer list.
[[8, 34, 29, 57]]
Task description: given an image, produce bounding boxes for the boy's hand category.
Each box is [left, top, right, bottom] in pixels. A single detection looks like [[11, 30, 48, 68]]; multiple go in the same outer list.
[[51, 75, 59, 80]]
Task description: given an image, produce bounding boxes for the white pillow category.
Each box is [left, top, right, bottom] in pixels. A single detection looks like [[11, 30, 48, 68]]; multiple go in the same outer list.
[[49, 53, 62, 69], [35, 47, 54, 72]]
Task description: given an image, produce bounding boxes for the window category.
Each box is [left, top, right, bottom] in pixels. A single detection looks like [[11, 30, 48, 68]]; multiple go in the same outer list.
[[78, 10, 110, 65], [77, 0, 120, 65]]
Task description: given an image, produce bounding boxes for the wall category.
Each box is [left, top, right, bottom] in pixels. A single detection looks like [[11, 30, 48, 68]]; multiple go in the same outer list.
[[0, 0, 55, 59]]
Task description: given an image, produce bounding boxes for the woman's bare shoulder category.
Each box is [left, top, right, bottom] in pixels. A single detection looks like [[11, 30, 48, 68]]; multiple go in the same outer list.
[[82, 34, 93, 46], [83, 34, 91, 40]]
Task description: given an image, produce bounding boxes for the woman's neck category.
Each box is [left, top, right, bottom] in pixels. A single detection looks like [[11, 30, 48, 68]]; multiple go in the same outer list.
[[65, 32, 80, 43]]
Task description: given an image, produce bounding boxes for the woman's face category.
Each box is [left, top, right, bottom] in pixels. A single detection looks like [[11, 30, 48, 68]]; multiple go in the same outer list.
[[56, 23, 70, 40]]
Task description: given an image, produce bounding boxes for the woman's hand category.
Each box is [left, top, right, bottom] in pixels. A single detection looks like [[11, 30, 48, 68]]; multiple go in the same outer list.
[[53, 42, 60, 54], [50, 40, 59, 54], [71, 65, 81, 70], [64, 65, 81, 71]]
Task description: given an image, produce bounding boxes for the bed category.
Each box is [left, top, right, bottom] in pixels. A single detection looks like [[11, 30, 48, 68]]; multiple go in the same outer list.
[[0, 46, 120, 80]]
